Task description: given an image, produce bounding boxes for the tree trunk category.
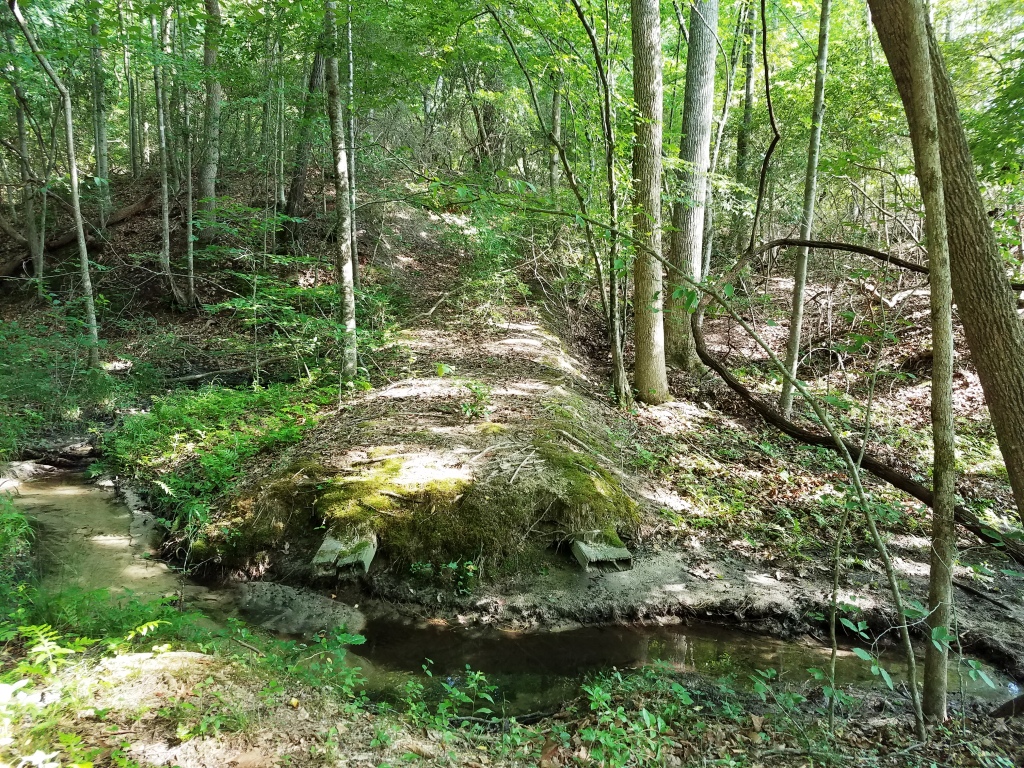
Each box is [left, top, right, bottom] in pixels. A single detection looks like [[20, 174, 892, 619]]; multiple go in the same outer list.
[[700, 3, 746, 281], [548, 72, 561, 196], [630, 0, 670, 404], [3, 25, 43, 292], [732, 2, 756, 255], [8, 0, 99, 368], [779, 0, 832, 417], [89, 18, 111, 229], [181, 33, 195, 306], [665, 0, 718, 371], [346, 3, 359, 292], [198, 0, 222, 246], [117, 2, 140, 178], [892, 0, 956, 725], [870, 0, 1024, 530], [284, 50, 326, 246], [150, 13, 185, 306], [325, 0, 357, 380]]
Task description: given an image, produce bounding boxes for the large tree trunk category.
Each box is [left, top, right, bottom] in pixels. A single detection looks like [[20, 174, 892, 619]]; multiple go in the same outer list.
[[779, 0, 832, 417], [198, 0, 222, 246], [8, 0, 99, 368], [665, 0, 718, 371], [870, 0, 1024, 529], [284, 50, 326, 247], [89, 17, 111, 229], [630, 0, 670, 404], [325, 0, 357, 380]]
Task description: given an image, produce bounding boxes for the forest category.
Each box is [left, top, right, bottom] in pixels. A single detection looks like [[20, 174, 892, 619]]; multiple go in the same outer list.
[[1, 0, 1024, 764]]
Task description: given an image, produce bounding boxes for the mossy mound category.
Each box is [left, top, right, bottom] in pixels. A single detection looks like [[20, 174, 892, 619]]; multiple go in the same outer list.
[[198, 385, 642, 577]]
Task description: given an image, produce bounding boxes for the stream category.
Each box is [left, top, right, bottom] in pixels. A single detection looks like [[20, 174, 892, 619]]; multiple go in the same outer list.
[[9, 473, 1018, 714]]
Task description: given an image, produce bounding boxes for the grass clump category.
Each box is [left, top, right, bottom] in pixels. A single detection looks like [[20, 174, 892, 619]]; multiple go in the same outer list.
[[103, 383, 332, 554]]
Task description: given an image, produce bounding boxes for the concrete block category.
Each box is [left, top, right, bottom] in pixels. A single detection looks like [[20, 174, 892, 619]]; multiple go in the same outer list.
[[312, 533, 377, 577]]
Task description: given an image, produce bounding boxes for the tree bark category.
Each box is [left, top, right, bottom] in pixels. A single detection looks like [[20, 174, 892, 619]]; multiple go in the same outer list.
[[117, 1, 141, 179], [89, 17, 111, 229], [150, 13, 185, 306], [870, 0, 1024, 530], [630, 0, 670, 404], [779, 0, 832, 417], [198, 0, 222, 246], [863, 0, 954, 723], [8, 0, 99, 367], [3, 24, 42, 291], [284, 50, 325, 246], [346, 2, 359, 292], [325, 0, 357, 380], [732, 3, 756, 255], [665, 0, 718, 371]]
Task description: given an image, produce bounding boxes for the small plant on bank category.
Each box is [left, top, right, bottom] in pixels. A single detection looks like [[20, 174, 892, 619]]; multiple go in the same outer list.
[[459, 380, 492, 420]]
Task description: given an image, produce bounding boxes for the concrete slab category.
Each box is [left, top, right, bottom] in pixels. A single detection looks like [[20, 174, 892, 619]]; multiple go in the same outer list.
[[312, 533, 377, 577], [570, 530, 632, 570]]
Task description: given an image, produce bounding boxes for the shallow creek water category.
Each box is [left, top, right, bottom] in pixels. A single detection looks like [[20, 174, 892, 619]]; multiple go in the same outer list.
[[10, 474, 1017, 714]]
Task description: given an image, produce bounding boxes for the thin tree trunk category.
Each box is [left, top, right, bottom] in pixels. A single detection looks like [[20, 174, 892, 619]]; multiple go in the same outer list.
[[89, 18, 110, 229], [570, 0, 632, 407], [346, 3, 359, 292], [116, 2, 140, 178], [150, 13, 185, 306], [630, 0, 670, 404], [884, 0, 956, 725], [665, 0, 718, 371], [733, 2, 756, 255], [284, 50, 326, 246], [3, 25, 43, 292], [325, 0, 357, 380], [700, 2, 746, 279], [176, 0, 195, 306], [198, 0, 222, 246], [8, 0, 99, 367], [779, 0, 832, 417], [548, 72, 561, 195], [870, 0, 1024, 529]]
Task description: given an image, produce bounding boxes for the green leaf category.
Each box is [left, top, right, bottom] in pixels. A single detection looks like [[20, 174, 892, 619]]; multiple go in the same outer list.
[[879, 666, 894, 690], [852, 647, 873, 661]]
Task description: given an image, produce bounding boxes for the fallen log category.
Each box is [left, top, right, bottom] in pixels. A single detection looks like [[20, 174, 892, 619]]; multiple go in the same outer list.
[[0, 192, 156, 279], [691, 305, 1024, 566], [44, 191, 156, 251]]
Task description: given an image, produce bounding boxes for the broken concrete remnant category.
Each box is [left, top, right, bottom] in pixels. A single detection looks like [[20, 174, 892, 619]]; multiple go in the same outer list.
[[312, 532, 378, 577], [570, 530, 632, 570], [238, 582, 365, 636]]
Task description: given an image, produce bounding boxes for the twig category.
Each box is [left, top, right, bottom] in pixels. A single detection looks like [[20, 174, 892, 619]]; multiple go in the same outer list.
[[231, 637, 266, 657], [509, 448, 537, 484]]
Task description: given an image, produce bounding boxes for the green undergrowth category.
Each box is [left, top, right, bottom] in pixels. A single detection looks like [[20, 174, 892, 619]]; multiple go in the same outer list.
[[101, 382, 336, 549], [0, 311, 162, 460]]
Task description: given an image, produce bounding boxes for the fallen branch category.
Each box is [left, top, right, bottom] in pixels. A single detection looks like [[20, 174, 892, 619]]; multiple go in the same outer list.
[[756, 237, 1024, 293], [691, 311, 1024, 565], [168, 355, 289, 383]]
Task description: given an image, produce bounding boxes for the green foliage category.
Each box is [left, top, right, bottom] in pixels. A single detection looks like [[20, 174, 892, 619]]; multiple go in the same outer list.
[[103, 383, 331, 541]]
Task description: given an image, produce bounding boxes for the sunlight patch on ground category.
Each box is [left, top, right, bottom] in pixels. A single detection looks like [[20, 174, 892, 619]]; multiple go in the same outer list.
[[371, 378, 462, 401]]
